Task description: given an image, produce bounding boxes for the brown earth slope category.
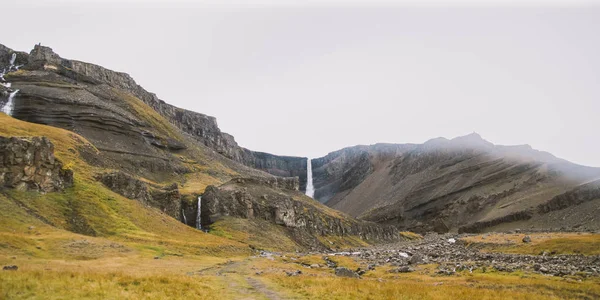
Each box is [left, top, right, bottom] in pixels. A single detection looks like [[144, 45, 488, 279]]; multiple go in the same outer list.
[[313, 133, 600, 233]]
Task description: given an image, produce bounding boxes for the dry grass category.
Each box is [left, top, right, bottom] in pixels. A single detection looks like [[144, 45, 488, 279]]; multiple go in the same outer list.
[[210, 217, 300, 252], [462, 233, 600, 255], [316, 235, 369, 249], [1, 114, 599, 299], [115, 89, 183, 142], [250, 257, 600, 300], [1, 271, 227, 300], [178, 171, 223, 195], [400, 231, 423, 240]]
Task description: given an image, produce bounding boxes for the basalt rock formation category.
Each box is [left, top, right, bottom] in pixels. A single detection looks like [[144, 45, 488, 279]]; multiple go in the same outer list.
[[314, 134, 600, 233], [96, 171, 181, 219], [201, 177, 400, 249], [0, 136, 73, 192]]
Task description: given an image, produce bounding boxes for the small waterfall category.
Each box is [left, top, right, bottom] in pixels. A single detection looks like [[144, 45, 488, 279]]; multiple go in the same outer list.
[[196, 196, 202, 229], [182, 208, 188, 225], [9, 53, 16, 66], [1, 53, 19, 114], [2, 89, 19, 116], [305, 158, 315, 198]]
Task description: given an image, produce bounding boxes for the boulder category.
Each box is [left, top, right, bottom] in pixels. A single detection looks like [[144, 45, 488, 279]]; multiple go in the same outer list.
[[0, 136, 73, 192], [409, 254, 423, 265], [335, 267, 359, 278], [392, 266, 414, 273], [522, 236, 532, 243]]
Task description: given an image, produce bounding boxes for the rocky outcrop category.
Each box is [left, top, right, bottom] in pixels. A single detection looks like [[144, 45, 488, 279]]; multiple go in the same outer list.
[[229, 176, 299, 191], [537, 180, 600, 213], [200, 177, 399, 249], [96, 171, 181, 219], [0, 44, 28, 68], [0, 136, 73, 192]]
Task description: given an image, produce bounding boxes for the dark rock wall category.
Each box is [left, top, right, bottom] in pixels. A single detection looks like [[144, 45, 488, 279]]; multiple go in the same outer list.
[[0, 136, 73, 192], [97, 171, 181, 219], [200, 178, 399, 248], [537, 181, 600, 214], [0, 44, 28, 67]]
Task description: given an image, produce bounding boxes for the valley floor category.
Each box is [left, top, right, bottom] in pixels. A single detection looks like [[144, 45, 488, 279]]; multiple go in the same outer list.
[[2, 232, 599, 299]]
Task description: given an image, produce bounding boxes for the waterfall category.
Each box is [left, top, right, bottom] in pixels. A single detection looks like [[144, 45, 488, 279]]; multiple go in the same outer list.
[[1, 53, 19, 114], [305, 158, 315, 198], [2, 90, 19, 116], [182, 208, 187, 225], [196, 196, 202, 229]]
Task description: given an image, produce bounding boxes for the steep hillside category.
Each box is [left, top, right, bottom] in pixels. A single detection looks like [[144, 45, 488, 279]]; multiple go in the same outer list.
[[0, 43, 396, 253], [313, 133, 600, 233]]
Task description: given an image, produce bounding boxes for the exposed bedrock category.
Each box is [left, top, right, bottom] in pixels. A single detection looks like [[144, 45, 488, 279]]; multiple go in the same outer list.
[[96, 171, 181, 219], [199, 177, 399, 249], [0, 136, 73, 192]]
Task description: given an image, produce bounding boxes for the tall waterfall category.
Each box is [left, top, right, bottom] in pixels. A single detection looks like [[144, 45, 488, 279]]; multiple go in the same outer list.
[[9, 53, 16, 66], [196, 196, 202, 229], [2, 90, 19, 116], [305, 158, 315, 198], [182, 209, 188, 225]]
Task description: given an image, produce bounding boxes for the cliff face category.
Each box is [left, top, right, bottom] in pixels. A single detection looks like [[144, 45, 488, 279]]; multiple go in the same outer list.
[[0, 136, 73, 192], [18, 45, 307, 183], [314, 134, 600, 233], [96, 171, 181, 219], [200, 177, 400, 250], [312, 143, 414, 203]]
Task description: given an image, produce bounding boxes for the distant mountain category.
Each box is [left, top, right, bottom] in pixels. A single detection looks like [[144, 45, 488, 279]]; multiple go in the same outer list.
[[312, 133, 600, 233]]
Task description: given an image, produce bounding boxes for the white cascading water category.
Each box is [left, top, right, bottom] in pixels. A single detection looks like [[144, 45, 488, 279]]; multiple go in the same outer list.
[[182, 209, 188, 225], [196, 196, 202, 229], [305, 158, 315, 198], [2, 89, 19, 116], [1, 53, 19, 115]]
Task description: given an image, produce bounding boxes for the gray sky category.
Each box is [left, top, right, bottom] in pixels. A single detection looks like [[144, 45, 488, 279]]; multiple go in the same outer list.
[[3, 0, 600, 166]]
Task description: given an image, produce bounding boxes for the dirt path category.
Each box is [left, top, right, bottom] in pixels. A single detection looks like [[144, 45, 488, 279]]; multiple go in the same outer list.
[[198, 259, 286, 300]]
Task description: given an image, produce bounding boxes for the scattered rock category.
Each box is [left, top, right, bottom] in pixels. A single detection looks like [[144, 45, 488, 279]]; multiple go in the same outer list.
[[522, 236, 532, 243], [154, 256, 160, 259], [285, 270, 302, 276], [3, 265, 18, 271], [335, 267, 359, 278], [310, 264, 320, 268], [392, 266, 414, 273], [409, 254, 423, 265]]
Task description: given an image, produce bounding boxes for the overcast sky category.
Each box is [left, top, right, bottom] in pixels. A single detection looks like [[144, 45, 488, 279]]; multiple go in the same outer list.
[[3, 0, 600, 166]]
